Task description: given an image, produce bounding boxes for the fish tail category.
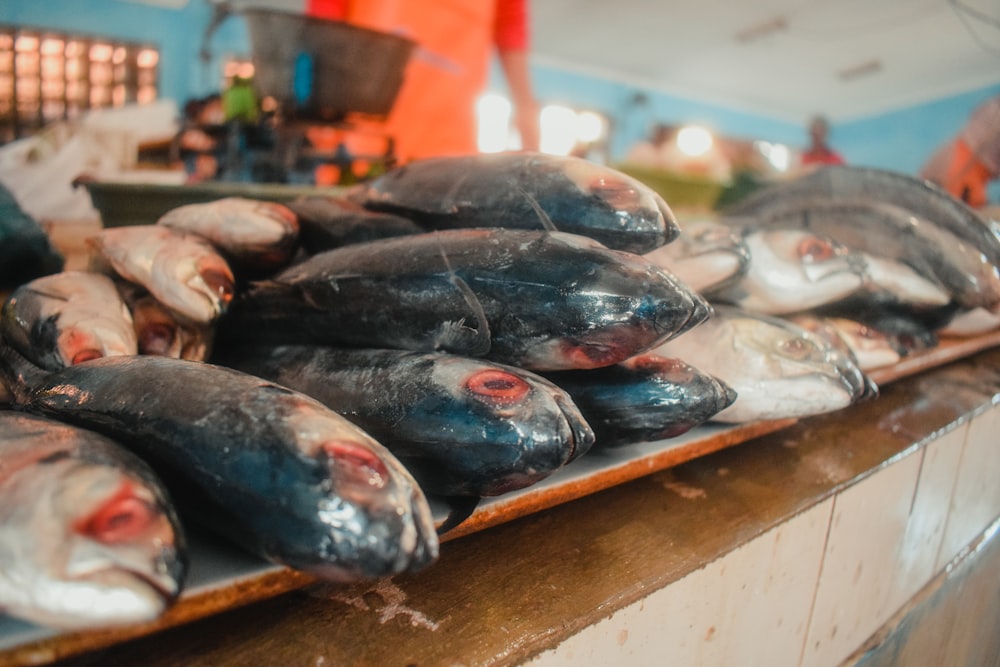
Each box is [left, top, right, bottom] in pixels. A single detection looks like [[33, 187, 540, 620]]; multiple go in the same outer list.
[[0, 343, 48, 404]]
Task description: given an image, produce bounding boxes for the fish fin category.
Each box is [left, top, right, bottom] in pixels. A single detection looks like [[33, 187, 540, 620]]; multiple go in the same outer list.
[[436, 495, 481, 536], [518, 187, 558, 233], [436, 247, 491, 356]]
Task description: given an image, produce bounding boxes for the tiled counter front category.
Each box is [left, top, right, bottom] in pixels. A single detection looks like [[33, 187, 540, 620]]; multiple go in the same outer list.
[[530, 362, 1000, 667], [36, 350, 1000, 667]]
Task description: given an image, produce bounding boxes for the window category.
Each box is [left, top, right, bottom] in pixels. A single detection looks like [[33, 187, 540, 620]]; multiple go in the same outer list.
[[0, 25, 159, 144]]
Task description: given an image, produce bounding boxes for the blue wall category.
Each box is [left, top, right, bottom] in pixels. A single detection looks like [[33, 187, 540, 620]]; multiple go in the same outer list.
[[3, 0, 998, 200]]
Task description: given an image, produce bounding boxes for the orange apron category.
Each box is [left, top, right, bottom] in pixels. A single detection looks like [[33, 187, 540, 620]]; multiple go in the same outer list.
[[313, 0, 497, 163]]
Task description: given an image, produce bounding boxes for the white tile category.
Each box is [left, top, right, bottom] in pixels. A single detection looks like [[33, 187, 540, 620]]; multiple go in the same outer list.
[[802, 451, 923, 667], [527, 500, 833, 667], [887, 424, 966, 618], [940, 405, 1000, 565]]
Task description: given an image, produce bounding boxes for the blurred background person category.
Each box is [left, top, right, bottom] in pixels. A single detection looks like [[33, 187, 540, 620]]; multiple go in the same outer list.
[[920, 95, 1000, 209], [800, 114, 845, 168], [307, 0, 540, 163]]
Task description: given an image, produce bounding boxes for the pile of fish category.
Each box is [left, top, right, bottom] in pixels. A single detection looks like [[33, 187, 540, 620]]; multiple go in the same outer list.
[[650, 165, 1000, 373], [0, 153, 898, 633]]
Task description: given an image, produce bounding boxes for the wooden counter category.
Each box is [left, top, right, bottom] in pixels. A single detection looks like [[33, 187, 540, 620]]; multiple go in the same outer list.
[[10, 346, 995, 667]]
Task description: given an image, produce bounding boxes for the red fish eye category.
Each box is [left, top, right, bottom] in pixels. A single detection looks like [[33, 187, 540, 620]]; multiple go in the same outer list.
[[71, 349, 104, 365], [322, 440, 389, 488], [797, 236, 835, 263], [465, 369, 531, 405], [74, 482, 155, 544]]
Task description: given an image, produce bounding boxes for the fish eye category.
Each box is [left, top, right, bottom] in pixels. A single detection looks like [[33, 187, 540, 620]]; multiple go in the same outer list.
[[797, 236, 835, 264], [322, 440, 389, 489], [464, 369, 531, 406], [74, 482, 156, 544], [777, 337, 817, 360]]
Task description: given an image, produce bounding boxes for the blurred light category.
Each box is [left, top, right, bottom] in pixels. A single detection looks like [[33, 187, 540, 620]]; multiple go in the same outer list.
[[575, 111, 606, 144], [40, 38, 64, 56], [540, 104, 578, 155], [676, 125, 713, 157], [15, 35, 39, 52], [755, 140, 791, 172], [137, 49, 159, 68], [237, 62, 255, 79], [476, 93, 512, 153]]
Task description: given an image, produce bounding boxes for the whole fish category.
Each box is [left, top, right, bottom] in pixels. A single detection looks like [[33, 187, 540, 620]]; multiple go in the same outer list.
[[0, 183, 63, 288], [652, 306, 875, 423], [285, 195, 423, 254], [117, 283, 213, 361], [724, 166, 1000, 283], [0, 348, 438, 582], [543, 354, 736, 446], [157, 197, 300, 273], [643, 220, 750, 294], [722, 200, 1000, 312], [707, 228, 867, 315], [213, 345, 595, 497], [1, 270, 137, 370], [87, 225, 235, 325], [221, 229, 711, 371], [0, 410, 186, 630], [354, 152, 678, 254]]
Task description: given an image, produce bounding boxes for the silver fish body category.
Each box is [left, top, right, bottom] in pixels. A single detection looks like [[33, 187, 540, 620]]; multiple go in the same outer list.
[[222, 229, 710, 371], [0, 410, 186, 630], [88, 225, 235, 325], [214, 345, 595, 497], [1, 270, 137, 370], [0, 349, 438, 582], [157, 197, 300, 273], [652, 306, 874, 423], [356, 152, 678, 253]]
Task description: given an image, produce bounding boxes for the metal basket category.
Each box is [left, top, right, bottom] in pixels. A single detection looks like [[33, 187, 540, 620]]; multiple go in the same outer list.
[[242, 9, 415, 120]]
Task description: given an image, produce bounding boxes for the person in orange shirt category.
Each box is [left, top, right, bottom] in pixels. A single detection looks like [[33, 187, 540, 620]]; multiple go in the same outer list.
[[800, 115, 845, 169], [920, 95, 1000, 209], [306, 0, 539, 164]]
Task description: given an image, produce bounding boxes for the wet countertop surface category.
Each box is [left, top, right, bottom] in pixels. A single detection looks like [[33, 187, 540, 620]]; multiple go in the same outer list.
[[34, 346, 1000, 667]]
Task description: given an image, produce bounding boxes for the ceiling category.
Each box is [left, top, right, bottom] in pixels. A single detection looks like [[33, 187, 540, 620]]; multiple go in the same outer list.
[[530, 0, 1000, 123]]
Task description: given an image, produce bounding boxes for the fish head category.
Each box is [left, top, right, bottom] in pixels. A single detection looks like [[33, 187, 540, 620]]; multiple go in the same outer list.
[[149, 235, 235, 324], [510, 234, 710, 371], [556, 156, 679, 251], [279, 396, 439, 581], [614, 354, 738, 437], [712, 314, 871, 422], [129, 295, 212, 360], [12, 457, 186, 628], [825, 317, 902, 371], [645, 221, 751, 294], [393, 356, 595, 496], [736, 229, 866, 314], [861, 254, 951, 307]]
